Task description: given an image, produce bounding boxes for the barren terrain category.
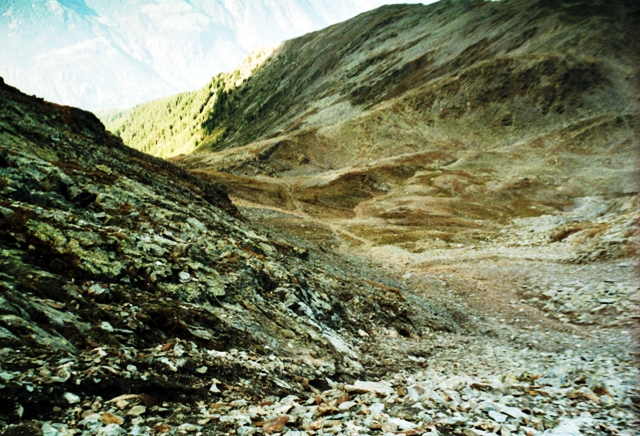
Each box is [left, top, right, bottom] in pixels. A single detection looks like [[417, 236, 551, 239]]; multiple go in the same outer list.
[[1, 1, 639, 435]]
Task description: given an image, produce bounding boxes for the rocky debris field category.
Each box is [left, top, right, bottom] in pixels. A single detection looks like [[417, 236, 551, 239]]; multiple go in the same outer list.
[[225, 203, 640, 436], [1, 310, 637, 436], [1, 45, 639, 436]]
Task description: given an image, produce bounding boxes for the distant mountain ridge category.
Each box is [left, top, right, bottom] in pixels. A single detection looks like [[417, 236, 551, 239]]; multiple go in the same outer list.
[[0, 0, 428, 110]]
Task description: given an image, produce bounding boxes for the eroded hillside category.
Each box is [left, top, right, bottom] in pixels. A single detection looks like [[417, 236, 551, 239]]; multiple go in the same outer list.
[[101, 3, 640, 433]]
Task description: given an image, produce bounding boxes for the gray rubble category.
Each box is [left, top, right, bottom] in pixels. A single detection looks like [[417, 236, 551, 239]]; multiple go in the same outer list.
[[0, 79, 638, 435]]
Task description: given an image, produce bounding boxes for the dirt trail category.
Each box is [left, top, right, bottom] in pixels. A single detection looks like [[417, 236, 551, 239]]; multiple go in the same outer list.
[[231, 189, 375, 249]]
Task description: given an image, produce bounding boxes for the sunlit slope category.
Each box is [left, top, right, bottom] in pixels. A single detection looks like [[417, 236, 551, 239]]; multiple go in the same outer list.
[[146, 0, 638, 257], [107, 1, 637, 162]]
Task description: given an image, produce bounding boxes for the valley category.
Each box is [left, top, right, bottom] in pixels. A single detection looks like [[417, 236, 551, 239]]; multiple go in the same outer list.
[[111, 0, 639, 266], [0, 0, 638, 435], [106, 1, 640, 434]]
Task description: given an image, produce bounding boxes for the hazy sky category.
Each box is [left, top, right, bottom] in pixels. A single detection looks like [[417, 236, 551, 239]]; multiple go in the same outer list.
[[0, 0, 439, 109]]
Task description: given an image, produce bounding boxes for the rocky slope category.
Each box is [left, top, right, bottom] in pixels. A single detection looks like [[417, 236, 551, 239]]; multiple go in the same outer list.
[[0, 77, 461, 433], [0, 0, 427, 110]]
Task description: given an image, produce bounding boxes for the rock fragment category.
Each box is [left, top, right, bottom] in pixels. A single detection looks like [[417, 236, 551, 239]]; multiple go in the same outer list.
[[63, 392, 80, 405], [346, 380, 394, 395], [99, 412, 124, 426], [262, 416, 289, 433], [127, 405, 146, 416]]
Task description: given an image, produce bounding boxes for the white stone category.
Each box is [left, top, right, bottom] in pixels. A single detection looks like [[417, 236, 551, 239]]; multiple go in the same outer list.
[[346, 380, 393, 395], [177, 423, 200, 432], [498, 405, 528, 420], [99, 321, 114, 332], [179, 271, 191, 283], [41, 423, 62, 436], [63, 392, 80, 404], [369, 402, 385, 415], [489, 410, 508, 423], [127, 405, 146, 416], [387, 417, 416, 430], [339, 401, 357, 410]]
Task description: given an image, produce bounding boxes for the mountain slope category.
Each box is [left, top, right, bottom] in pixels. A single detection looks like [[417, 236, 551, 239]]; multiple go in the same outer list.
[[107, 0, 639, 260], [2, 2, 640, 431], [109, 0, 639, 159], [0, 0, 429, 110]]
